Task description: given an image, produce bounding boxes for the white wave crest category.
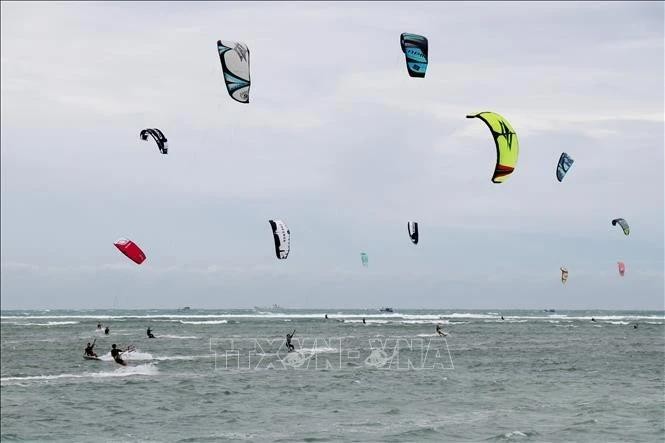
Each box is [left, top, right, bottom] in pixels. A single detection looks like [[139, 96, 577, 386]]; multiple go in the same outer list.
[[1, 364, 158, 385], [157, 334, 199, 339], [178, 320, 227, 325], [6, 321, 79, 326]]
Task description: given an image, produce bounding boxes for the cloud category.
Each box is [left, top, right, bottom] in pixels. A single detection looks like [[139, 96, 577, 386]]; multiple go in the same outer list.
[[1, 2, 663, 309]]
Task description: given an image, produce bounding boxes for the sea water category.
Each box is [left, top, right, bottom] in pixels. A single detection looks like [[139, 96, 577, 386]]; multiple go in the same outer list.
[[1, 309, 664, 442]]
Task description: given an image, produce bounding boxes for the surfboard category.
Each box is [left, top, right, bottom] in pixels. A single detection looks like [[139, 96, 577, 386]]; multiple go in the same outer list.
[[83, 355, 101, 361]]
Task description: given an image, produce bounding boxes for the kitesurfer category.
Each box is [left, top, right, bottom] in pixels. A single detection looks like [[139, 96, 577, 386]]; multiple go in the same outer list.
[[286, 330, 296, 352], [325, 314, 328, 320], [104, 326, 110, 335], [97, 323, 102, 329], [147, 327, 155, 339], [634, 324, 638, 329], [591, 318, 596, 322], [362, 318, 366, 325], [436, 324, 447, 337], [110, 344, 126, 366], [84, 339, 97, 357], [501, 316, 505, 320]]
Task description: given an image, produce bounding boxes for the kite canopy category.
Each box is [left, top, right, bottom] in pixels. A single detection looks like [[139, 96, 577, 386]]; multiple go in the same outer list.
[[140, 128, 168, 154], [560, 267, 568, 284], [114, 238, 146, 265], [217, 40, 250, 103], [360, 252, 369, 267], [617, 261, 625, 277], [269, 220, 290, 259], [407, 222, 419, 245], [400, 33, 428, 78], [611, 218, 630, 236], [556, 152, 574, 182], [466, 112, 519, 183]]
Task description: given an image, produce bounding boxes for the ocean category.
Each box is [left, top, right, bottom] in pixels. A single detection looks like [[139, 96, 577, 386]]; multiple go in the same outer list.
[[1, 309, 663, 442]]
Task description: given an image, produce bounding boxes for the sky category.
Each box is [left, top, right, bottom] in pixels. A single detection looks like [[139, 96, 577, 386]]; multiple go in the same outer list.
[[1, 1, 663, 310]]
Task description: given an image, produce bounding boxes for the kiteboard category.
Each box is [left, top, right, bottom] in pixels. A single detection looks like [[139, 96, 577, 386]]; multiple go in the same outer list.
[[83, 355, 101, 361]]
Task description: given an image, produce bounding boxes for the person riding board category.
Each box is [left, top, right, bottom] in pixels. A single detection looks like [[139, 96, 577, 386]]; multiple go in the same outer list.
[[97, 323, 102, 330], [501, 316, 504, 320], [362, 318, 366, 325], [286, 330, 296, 352], [84, 339, 97, 357], [436, 324, 447, 337], [147, 327, 155, 339], [104, 326, 110, 335], [110, 344, 127, 366]]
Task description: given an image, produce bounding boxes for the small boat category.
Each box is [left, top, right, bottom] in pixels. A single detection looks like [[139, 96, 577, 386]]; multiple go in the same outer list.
[[181, 306, 191, 311], [379, 307, 394, 313], [543, 309, 556, 313], [254, 304, 285, 312]]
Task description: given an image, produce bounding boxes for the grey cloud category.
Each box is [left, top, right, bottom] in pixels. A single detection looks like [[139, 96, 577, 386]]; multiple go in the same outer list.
[[1, 2, 662, 309]]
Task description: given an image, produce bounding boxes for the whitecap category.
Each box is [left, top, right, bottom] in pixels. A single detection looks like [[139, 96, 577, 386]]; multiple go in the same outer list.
[[178, 320, 227, 325], [157, 335, 199, 339], [1, 363, 158, 385]]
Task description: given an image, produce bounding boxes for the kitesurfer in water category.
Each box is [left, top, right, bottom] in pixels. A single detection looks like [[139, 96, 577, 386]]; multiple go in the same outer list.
[[634, 324, 638, 329], [325, 314, 328, 320], [501, 316, 505, 320], [84, 339, 97, 357], [362, 318, 366, 325], [591, 318, 596, 322], [110, 344, 126, 366], [286, 330, 296, 352], [97, 323, 102, 330], [104, 326, 110, 335], [436, 324, 447, 337], [147, 327, 155, 338]]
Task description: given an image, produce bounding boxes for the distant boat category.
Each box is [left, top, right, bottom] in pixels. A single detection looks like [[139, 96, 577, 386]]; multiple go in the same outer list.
[[254, 304, 285, 312], [543, 309, 556, 313], [181, 306, 191, 311], [379, 307, 394, 313]]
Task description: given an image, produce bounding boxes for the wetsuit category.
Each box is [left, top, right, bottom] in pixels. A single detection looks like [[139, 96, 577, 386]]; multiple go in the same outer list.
[[111, 347, 125, 365], [84, 342, 97, 357], [362, 318, 366, 324], [104, 327, 110, 335], [147, 328, 155, 339], [286, 330, 295, 352]]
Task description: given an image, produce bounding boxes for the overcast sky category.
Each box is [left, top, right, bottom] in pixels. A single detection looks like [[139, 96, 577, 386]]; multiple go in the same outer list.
[[1, 1, 663, 310]]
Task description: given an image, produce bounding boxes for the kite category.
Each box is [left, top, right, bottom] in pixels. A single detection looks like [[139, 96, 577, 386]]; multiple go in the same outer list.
[[407, 222, 419, 244], [400, 33, 428, 78], [556, 152, 574, 182], [269, 220, 290, 259], [217, 40, 251, 103], [140, 128, 168, 154], [611, 218, 629, 236], [114, 238, 146, 265], [466, 112, 520, 183]]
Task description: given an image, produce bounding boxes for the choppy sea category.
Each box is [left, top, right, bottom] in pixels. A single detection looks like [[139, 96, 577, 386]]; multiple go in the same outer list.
[[1, 309, 664, 442]]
